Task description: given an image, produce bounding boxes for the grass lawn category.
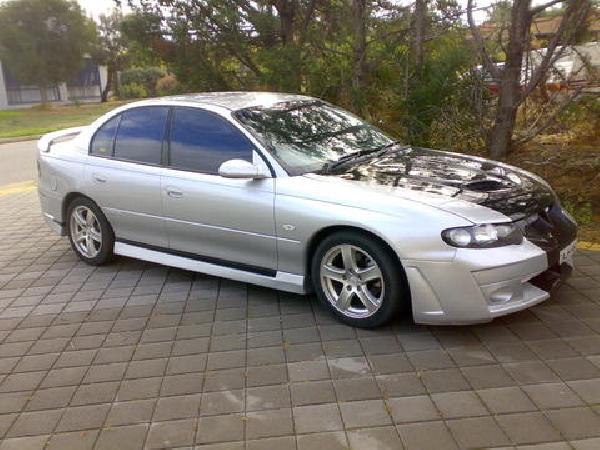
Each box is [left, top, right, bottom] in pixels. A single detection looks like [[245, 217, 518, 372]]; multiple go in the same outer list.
[[0, 101, 129, 139]]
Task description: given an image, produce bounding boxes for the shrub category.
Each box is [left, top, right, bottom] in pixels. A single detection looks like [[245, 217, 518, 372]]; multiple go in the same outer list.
[[120, 67, 165, 96], [119, 83, 148, 99], [156, 74, 179, 96]]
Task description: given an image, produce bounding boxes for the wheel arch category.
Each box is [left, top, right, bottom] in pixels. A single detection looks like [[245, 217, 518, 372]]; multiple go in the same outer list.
[[304, 225, 410, 300], [62, 192, 93, 223], [62, 193, 114, 236]]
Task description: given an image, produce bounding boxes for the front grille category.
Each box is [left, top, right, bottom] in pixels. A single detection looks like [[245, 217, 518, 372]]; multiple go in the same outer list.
[[515, 203, 577, 266]]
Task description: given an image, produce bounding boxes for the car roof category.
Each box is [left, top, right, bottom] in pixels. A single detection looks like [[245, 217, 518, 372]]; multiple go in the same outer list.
[[158, 91, 316, 111]]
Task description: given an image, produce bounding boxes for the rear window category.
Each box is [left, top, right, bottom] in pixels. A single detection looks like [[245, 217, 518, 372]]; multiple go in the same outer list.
[[90, 115, 120, 157], [113, 106, 169, 165]]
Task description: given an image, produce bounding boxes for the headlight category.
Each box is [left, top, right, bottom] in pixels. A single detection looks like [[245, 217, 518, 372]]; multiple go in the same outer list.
[[441, 223, 523, 248]]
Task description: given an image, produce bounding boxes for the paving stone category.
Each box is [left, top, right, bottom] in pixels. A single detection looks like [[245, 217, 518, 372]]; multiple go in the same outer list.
[[447, 416, 510, 448], [146, 419, 196, 449], [397, 420, 458, 450], [567, 378, 600, 404], [6, 410, 62, 437], [347, 426, 404, 450], [71, 381, 119, 406], [95, 424, 149, 450], [461, 364, 516, 389], [246, 436, 296, 450], [296, 431, 349, 450], [106, 399, 156, 426], [0, 391, 31, 414], [431, 391, 488, 418], [117, 377, 162, 401], [166, 354, 207, 374], [293, 403, 344, 433], [83, 362, 127, 383], [291, 380, 336, 406], [522, 382, 584, 409], [153, 394, 201, 421], [161, 373, 204, 396], [55, 404, 111, 431], [204, 368, 245, 391], [503, 361, 561, 384], [477, 386, 537, 414], [200, 389, 244, 416], [46, 429, 99, 450], [495, 412, 562, 444], [0, 371, 45, 392], [546, 357, 600, 381], [246, 384, 290, 411], [124, 358, 168, 379], [387, 395, 440, 423], [196, 414, 244, 444], [0, 435, 49, 450], [339, 399, 392, 428], [421, 368, 471, 393], [328, 356, 371, 378], [41, 366, 87, 388], [545, 407, 600, 440], [25, 386, 76, 411], [333, 376, 381, 401], [288, 361, 329, 382]]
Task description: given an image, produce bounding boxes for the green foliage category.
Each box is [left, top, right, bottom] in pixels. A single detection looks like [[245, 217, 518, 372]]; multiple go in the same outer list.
[[119, 83, 148, 99], [553, 96, 600, 145], [121, 67, 165, 96], [394, 33, 478, 147], [156, 74, 180, 96], [0, 0, 97, 99], [562, 199, 594, 226]]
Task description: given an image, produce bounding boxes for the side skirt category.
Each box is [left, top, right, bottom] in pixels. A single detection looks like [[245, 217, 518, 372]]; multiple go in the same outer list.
[[114, 242, 307, 294]]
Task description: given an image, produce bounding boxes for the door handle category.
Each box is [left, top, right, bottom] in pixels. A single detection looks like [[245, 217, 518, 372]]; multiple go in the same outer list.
[[93, 174, 107, 183], [167, 189, 183, 198]]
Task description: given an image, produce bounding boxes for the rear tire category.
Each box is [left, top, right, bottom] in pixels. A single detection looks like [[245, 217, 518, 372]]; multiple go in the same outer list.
[[311, 231, 408, 328], [66, 196, 114, 265]]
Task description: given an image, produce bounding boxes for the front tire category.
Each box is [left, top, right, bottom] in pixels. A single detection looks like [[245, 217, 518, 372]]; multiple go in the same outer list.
[[66, 197, 114, 265], [311, 231, 408, 328]]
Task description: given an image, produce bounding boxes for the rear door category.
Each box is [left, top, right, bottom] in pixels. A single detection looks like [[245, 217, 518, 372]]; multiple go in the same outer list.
[[86, 106, 170, 247], [161, 106, 277, 271]]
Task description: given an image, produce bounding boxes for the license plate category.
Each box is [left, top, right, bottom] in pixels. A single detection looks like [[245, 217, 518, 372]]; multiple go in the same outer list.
[[560, 240, 576, 266]]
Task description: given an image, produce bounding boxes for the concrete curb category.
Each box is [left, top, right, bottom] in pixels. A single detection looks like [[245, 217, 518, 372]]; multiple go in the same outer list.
[[0, 135, 40, 145]]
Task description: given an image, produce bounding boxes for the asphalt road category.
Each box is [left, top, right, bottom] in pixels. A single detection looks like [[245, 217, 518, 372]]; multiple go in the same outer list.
[[0, 140, 37, 186]]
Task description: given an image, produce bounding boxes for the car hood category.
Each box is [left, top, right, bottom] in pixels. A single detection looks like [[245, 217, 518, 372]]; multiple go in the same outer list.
[[313, 147, 556, 221]]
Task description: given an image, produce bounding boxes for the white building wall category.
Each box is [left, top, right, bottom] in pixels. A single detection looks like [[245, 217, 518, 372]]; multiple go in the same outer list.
[[0, 61, 9, 109]]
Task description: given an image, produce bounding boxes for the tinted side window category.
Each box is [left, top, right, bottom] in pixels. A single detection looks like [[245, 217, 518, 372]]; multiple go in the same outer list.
[[114, 107, 169, 165], [90, 115, 120, 157], [169, 107, 253, 174]]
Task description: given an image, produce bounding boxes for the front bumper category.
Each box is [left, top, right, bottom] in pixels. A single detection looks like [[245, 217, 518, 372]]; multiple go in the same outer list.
[[406, 204, 577, 325]]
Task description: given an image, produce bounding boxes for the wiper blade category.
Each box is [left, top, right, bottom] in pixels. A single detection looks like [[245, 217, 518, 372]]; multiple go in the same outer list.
[[319, 140, 403, 174]]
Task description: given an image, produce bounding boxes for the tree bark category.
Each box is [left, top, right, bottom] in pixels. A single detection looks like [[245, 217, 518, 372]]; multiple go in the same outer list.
[[488, 0, 531, 159], [352, 0, 368, 114], [413, 0, 427, 70], [101, 67, 113, 103], [39, 82, 49, 105]]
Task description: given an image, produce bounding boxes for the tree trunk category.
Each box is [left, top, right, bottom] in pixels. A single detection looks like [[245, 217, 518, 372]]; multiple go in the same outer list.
[[413, 0, 427, 71], [488, 0, 531, 158], [101, 67, 113, 103], [39, 82, 49, 105], [352, 0, 368, 114]]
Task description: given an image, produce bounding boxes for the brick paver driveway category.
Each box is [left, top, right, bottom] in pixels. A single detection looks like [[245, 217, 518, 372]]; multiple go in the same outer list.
[[1, 189, 599, 450]]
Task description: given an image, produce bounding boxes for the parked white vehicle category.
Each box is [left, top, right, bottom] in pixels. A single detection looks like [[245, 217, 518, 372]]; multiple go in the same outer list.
[[37, 92, 577, 327]]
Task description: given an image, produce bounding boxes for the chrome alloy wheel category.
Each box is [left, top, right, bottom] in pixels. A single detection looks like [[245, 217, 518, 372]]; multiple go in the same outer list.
[[320, 244, 385, 318], [70, 206, 102, 258]]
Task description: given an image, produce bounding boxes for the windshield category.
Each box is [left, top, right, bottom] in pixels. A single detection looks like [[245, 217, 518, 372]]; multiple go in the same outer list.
[[234, 101, 395, 175]]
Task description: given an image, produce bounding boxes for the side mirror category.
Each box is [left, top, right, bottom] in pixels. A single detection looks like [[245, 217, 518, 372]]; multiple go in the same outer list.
[[218, 159, 269, 179]]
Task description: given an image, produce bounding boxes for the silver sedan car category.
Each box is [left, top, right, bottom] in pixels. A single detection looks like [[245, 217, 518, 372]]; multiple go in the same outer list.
[[37, 92, 577, 327]]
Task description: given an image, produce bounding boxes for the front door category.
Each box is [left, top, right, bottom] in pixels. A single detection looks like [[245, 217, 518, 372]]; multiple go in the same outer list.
[[161, 107, 277, 271]]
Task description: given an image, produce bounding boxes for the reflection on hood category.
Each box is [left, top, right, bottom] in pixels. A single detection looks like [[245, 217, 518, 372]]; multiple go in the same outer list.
[[328, 147, 555, 219]]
